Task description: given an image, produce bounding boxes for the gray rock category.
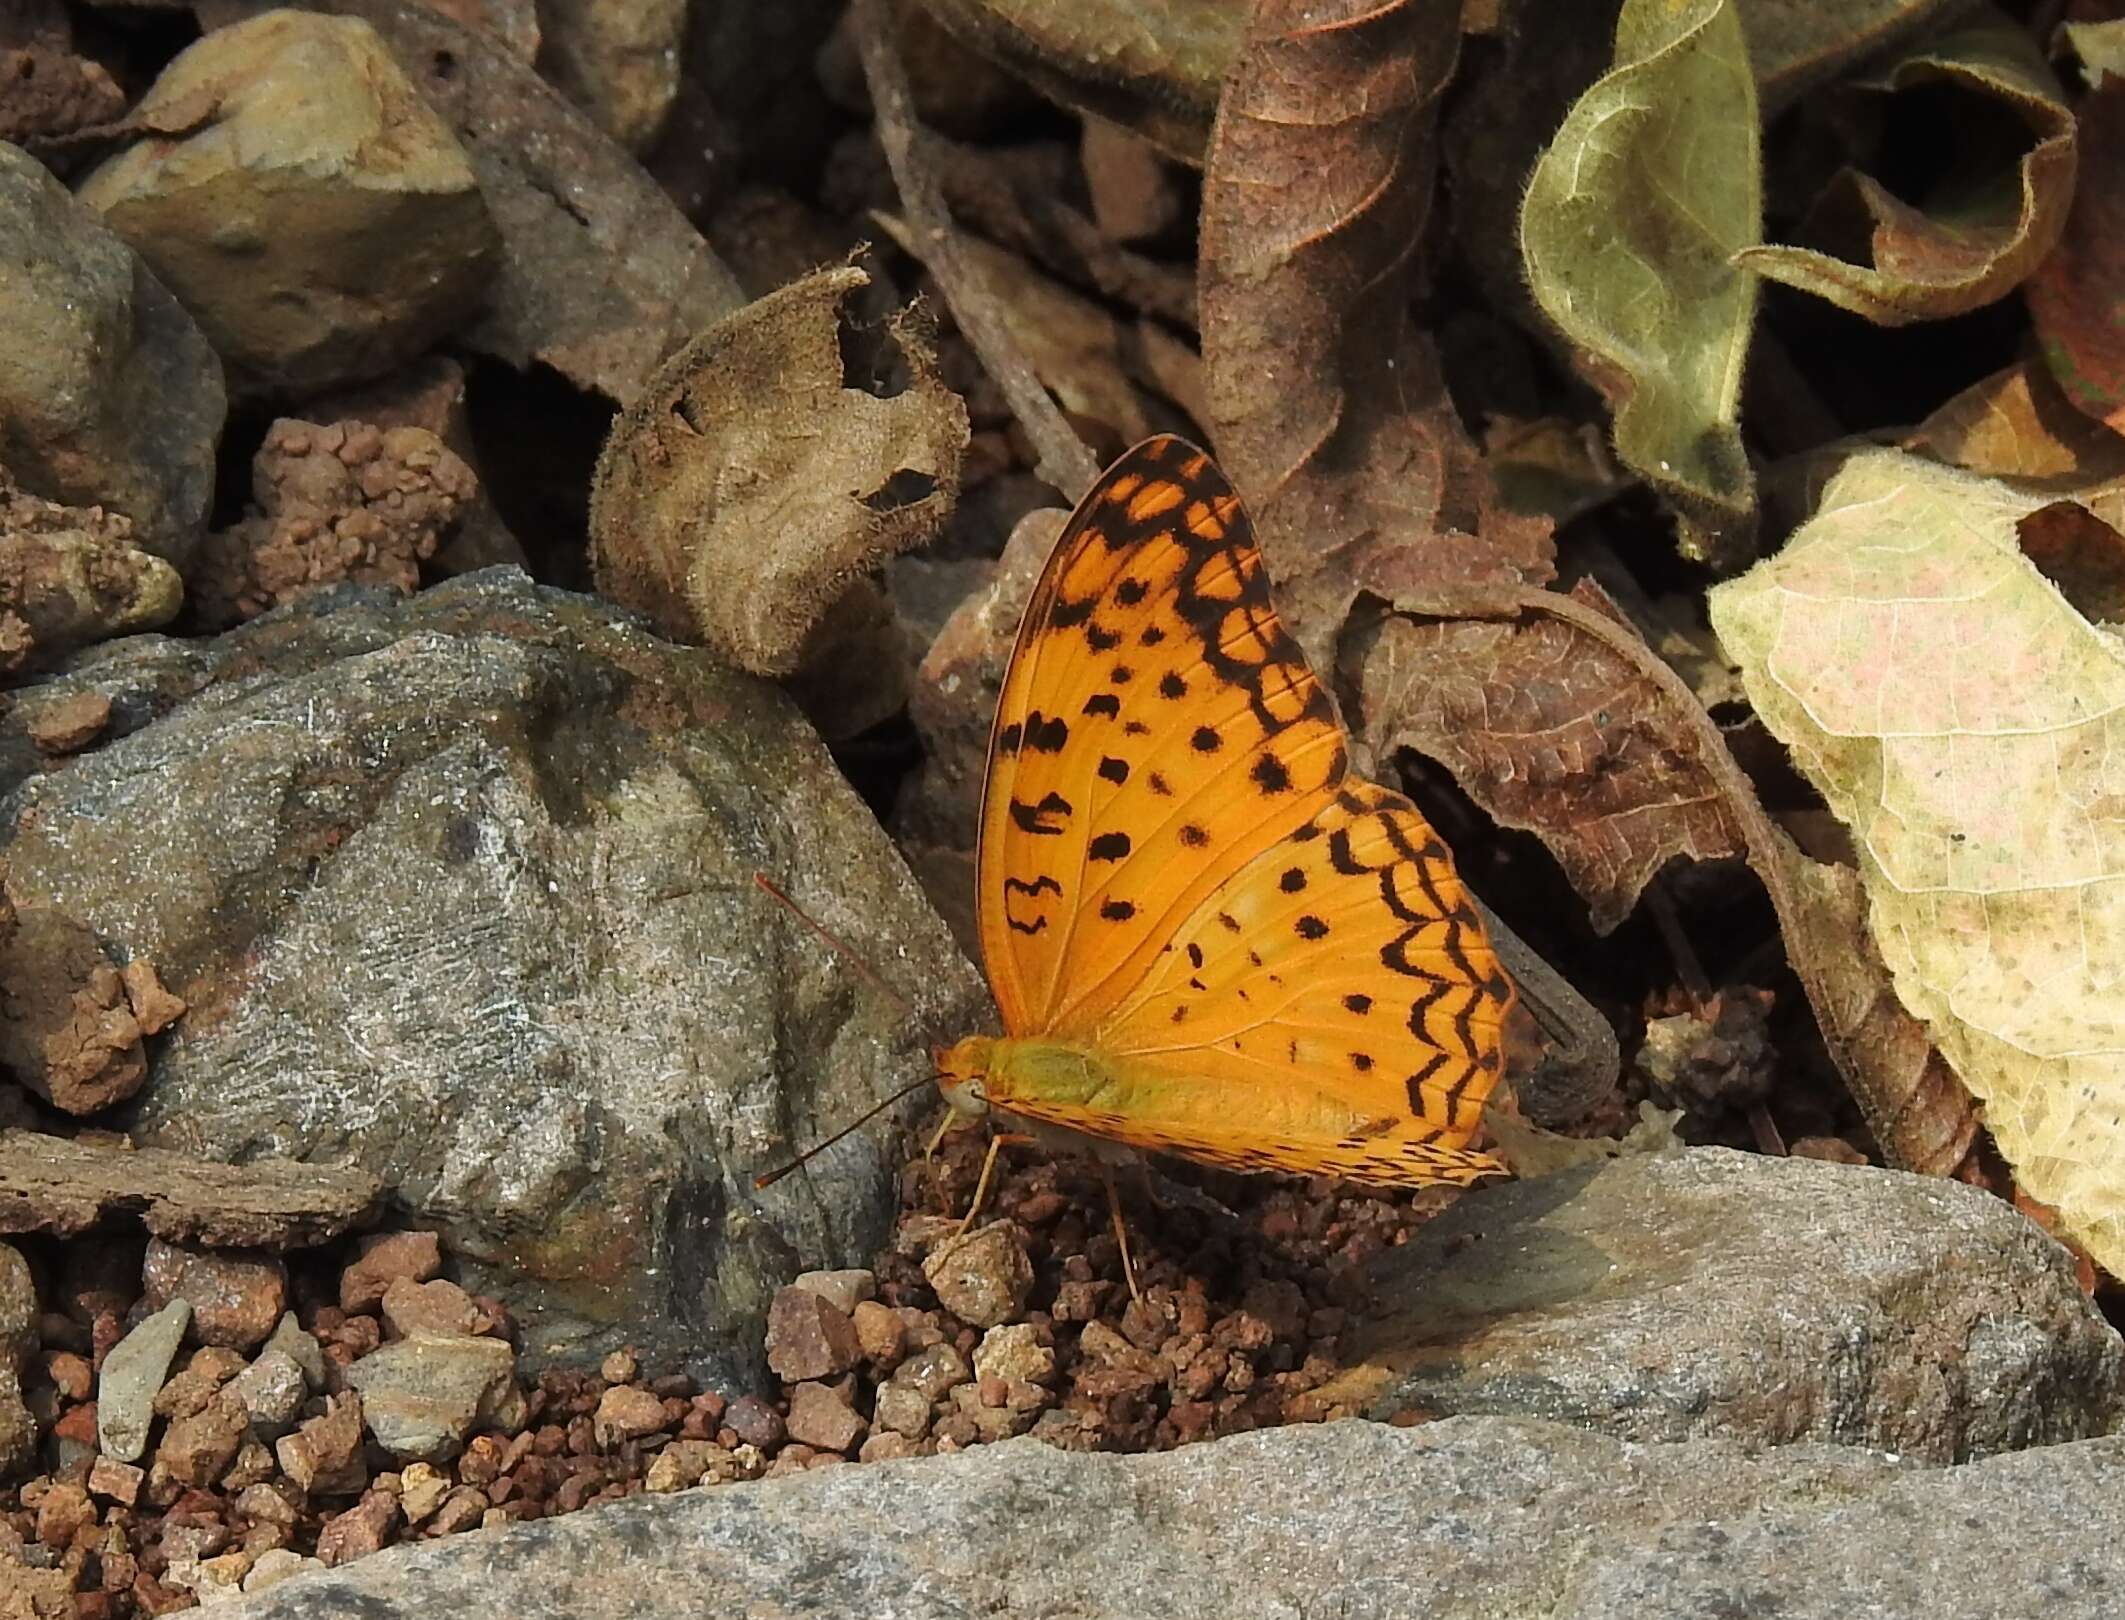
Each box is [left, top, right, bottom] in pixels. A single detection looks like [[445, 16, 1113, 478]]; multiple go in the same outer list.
[[97, 1297, 190, 1462], [342, 1333, 516, 1461], [0, 571, 984, 1381], [228, 1349, 308, 1438], [218, 1418, 2125, 1619], [0, 1241, 36, 1474], [263, 1313, 327, 1392], [77, 12, 498, 398], [1331, 1147, 2123, 1462], [0, 143, 223, 567]]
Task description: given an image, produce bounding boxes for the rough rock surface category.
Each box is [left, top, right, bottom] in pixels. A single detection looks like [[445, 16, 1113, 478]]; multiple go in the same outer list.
[[220, 1418, 2125, 1619], [1326, 1148, 2124, 1461], [0, 570, 985, 1379], [76, 10, 499, 397], [0, 1241, 34, 1474], [0, 144, 223, 567]]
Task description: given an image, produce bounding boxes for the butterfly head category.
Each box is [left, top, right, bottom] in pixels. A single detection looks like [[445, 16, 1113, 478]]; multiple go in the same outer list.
[[933, 1035, 997, 1118]]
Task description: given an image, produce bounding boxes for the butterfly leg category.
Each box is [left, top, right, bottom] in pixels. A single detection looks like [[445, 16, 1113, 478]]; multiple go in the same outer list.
[[1100, 1164, 1143, 1306], [956, 1130, 1037, 1237]]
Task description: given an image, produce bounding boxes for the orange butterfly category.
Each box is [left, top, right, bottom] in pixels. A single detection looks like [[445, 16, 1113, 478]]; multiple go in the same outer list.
[[933, 436, 1515, 1214]]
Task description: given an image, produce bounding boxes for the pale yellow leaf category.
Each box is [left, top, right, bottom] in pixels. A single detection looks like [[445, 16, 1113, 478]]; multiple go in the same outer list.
[[1708, 449, 2125, 1274]]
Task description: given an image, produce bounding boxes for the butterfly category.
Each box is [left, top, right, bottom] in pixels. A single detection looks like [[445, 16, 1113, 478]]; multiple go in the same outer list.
[[932, 435, 1516, 1208]]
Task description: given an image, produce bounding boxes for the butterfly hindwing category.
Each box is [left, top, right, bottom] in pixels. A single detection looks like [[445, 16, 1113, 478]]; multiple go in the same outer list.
[[973, 435, 1513, 1184]]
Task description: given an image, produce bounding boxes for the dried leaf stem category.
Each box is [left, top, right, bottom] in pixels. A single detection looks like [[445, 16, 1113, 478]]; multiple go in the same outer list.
[[851, 0, 1101, 501]]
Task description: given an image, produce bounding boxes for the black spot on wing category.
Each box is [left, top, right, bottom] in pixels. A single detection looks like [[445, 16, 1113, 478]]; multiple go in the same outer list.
[[1087, 624, 1121, 651], [1008, 793, 1072, 835], [1344, 993, 1372, 1014], [1100, 899, 1136, 922], [1160, 672, 1187, 699], [1296, 915, 1329, 940], [1097, 757, 1130, 785], [1083, 694, 1120, 719], [1279, 868, 1306, 893], [1179, 824, 1208, 847], [1024, 712, 1068, 753], [997, 722, 1023, 755], [1251, 754, 1291, 794], [1088, 832, 1131, 862], [1116, 578, 1149, 606], [1191, 726, 1221, 753]]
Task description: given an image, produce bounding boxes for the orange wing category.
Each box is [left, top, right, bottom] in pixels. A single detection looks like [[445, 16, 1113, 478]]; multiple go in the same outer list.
[[973, 436, 1513, 1180]]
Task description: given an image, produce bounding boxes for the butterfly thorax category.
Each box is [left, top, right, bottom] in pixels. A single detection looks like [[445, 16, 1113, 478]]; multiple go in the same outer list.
[[935, 1034, 1114, 1119]]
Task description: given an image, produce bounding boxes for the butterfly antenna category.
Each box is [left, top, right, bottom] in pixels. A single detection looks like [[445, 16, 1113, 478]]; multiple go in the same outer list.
[[751, 872, 914, 1018], [754, 1073, 937, 1189]]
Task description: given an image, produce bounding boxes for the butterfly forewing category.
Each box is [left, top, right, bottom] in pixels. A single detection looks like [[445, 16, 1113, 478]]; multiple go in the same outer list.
[[973, 436, 1513, 1182]]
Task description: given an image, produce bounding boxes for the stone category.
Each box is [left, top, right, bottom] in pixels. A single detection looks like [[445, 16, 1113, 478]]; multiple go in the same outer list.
[[33, 1480, 93, 1548], [591, 1384, 668, 1446], [227, 1349, 307, 1437], [850, 1299, 906, 1369], [141, 1241, 287, 1349], [315, 1488, 399, 1568], [342, 1333, 517, 1460], [858, 1432, 923, 1462], [243, 1549, 320, 1594], [378, 1278, 486, 1340], [643, 1439, 735, 1493], [262, 1314, 327, 1392], [340, 1231, 443, 1315], [922, 1222, 1032, 1329], [538, 0, 684, 151], [764, 1286, 861, 1382], [1328, 1148, 2125, 1461], [77, 11, 498, 398], [783, 1381, 864, 1454], [274, 1393, 368, 1496], [722, 1395, 785, 1451], [190, 1550, 253, 1603], [0, 144, 222, 566], [870, 1380, 930, 1442], [96, 1298, 189, 1462], [0, 1239, 34, 1475], [218, 1418, 2125, 1619], [397, 1461, 450, 1524], [0, 572, 982, 1381], [153, 1348, 244, 1419], [25, 690, 111, 756], [790, 1269, 876, 1316], [155, 1388, 248, 1488], [890, 1343, 969, 1404], [973, 1324, 1054, 1387], [87, 1455, 144, 1506]]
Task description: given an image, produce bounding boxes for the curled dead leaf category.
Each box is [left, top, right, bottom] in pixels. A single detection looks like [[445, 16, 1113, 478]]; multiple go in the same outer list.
[[588, 265, 969, 678], [2027, 25, 2125, 435], [1736, 12, 2077, 326], [1517, 0, 1761, 566], [1200, 0, 1552, 665]]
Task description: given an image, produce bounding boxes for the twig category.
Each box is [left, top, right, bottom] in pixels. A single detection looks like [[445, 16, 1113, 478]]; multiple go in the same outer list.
[[929, 133, 1200, 332], [851, 0, 1102, 502]]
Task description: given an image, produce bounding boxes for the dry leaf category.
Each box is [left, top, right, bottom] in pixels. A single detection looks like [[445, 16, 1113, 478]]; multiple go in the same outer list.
[[908, 0, 1243, 162], [1517, 0, 1761, 566], [2027, 23, 2125, 435], [588, 265, 969, 677], [1737, 11, 2077, 326], [1199, 0, 1552, 665], [1709, 448, 2125, 1272], [1905, 359, 2125, 488]]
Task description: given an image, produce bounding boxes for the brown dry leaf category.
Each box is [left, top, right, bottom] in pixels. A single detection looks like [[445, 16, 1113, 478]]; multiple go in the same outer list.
[[1348, 579, 1979, 1175], [1709, 448, 2125, 1272], [589, 264, 968, 677], [1905, 359, 2125, 488], [1199, 0, 1553, 666], [2027, 23, 2125, 435], [1350, 580, 1747, 935], [908, 0, 1243, 162], [1736, 11, 2077, 325]]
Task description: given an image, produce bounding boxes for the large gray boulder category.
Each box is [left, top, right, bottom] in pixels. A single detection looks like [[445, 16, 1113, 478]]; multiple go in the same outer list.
[[223, 1417, 2125, 1619], [1332, 1147, 2124, 1461], [0, 570, 986, 1380]]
